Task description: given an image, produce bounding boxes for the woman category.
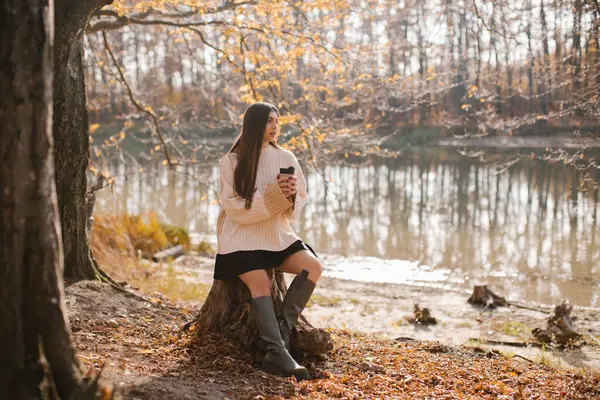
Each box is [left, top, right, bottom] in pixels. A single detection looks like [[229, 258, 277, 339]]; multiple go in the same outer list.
[[213, 102, 322, 380]]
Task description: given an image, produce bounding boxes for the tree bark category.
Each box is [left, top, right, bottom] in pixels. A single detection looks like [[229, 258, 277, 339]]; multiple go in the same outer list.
[[53, 0, 112, 281], [502, 26, 514, 118], [571, 0, 583, 93], [526, 0, 535, 114], [540, 0, 551, 113], [490, 5, 503, 117], [554, 0, 563, 100], [185, 271, 333, 357], [416, 6, 428, 123], [0, 1, 91, 397]]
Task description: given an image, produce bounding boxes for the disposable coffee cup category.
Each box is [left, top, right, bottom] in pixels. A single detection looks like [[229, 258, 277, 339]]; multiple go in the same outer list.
[[279, 166, 295, 180]]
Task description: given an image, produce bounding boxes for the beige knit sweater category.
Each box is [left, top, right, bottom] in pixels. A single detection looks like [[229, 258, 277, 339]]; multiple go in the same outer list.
[[216, 144, 307, 255]]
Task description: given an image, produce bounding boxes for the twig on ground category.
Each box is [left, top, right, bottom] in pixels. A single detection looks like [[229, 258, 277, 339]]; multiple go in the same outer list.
[[513, 354, 535, 364], [468, 338, 545, 348]]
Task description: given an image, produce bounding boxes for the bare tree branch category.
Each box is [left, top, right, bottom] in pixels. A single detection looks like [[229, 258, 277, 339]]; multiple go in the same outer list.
[[238, 34, 260, 101], [88, 1, 257, 33], [88, 15, 226, 34], [101, 31, 174, 168], [186, 27, 240, 70]]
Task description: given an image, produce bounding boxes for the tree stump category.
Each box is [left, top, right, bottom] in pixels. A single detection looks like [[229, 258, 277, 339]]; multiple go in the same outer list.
[[184, 270, 333, 356], [467, 285, 508, 308], [532, 300, 582, 346], [407, 304, 437, 325]]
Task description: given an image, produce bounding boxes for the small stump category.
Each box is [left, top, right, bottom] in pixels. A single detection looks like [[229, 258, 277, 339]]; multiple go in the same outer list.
[[532, 300, 582, 347], [407, 304, 437, 325], [467, 285, 508, 309]]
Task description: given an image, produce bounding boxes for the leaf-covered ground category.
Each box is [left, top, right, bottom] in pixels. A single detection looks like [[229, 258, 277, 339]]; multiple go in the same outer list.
[[66, 281, 600, 399]]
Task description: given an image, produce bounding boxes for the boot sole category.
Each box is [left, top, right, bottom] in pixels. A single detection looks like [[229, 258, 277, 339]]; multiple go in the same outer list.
[[261, 361, 311, 381]]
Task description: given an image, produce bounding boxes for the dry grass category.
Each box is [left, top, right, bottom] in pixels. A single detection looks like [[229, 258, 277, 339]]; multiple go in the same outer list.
[[90, 212, 209, 302], [307, 294, 342, 308]]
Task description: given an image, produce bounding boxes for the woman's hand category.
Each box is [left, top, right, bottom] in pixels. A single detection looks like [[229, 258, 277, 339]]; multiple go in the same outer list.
[[277, 174, 297, 198], [286, 176, 297, 197]]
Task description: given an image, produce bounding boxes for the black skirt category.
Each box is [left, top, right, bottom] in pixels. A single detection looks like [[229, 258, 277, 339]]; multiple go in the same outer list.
[[213, 240, 317, 280]]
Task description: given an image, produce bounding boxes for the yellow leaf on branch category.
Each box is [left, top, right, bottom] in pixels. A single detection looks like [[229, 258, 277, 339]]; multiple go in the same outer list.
[[89, 123, 100, 133]]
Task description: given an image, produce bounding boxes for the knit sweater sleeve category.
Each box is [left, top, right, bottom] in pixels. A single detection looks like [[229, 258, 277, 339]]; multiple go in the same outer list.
[[285, 153, 308, 222], [219, 154, 292, 224]]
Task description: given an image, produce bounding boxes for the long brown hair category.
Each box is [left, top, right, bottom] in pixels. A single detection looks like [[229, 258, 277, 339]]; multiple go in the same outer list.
[[229, 102, 281, 209]]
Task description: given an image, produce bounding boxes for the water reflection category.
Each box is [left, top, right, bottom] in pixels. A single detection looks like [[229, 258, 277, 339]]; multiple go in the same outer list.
[[95, 152, 600, 307]]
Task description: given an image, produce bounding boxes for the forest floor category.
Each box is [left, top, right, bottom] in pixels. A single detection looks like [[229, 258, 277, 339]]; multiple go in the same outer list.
[[65, 254, 600, 399]]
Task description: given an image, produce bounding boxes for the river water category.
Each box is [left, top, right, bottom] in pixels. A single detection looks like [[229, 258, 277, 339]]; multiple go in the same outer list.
[[96, 149, 600, 308]]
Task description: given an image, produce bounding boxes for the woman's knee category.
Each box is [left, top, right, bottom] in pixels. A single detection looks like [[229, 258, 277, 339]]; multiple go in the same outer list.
[[305, 258, 322, 283]]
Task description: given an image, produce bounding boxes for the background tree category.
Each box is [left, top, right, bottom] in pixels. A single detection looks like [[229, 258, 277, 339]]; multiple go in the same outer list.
[[84, 0, 599, 148], [54, 0, 114, 282], [0, 0, 101, 397]]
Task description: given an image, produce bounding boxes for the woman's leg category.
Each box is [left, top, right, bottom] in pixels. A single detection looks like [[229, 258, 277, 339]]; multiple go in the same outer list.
[[275, 250, 322, 349], [238, 269, 309, 379], [276, 249, 322, 283], [238, 269, 271, 298]]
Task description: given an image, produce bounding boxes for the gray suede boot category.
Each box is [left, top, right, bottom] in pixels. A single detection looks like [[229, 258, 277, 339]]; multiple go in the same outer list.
[[251, 296, 310, 380], [279, 269, 316, 351]]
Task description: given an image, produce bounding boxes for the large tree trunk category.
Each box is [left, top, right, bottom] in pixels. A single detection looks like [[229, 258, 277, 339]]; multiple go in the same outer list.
[[187, 271, 333, 356], [53, 0, 112, 281], [0, 1, 93, 397]]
